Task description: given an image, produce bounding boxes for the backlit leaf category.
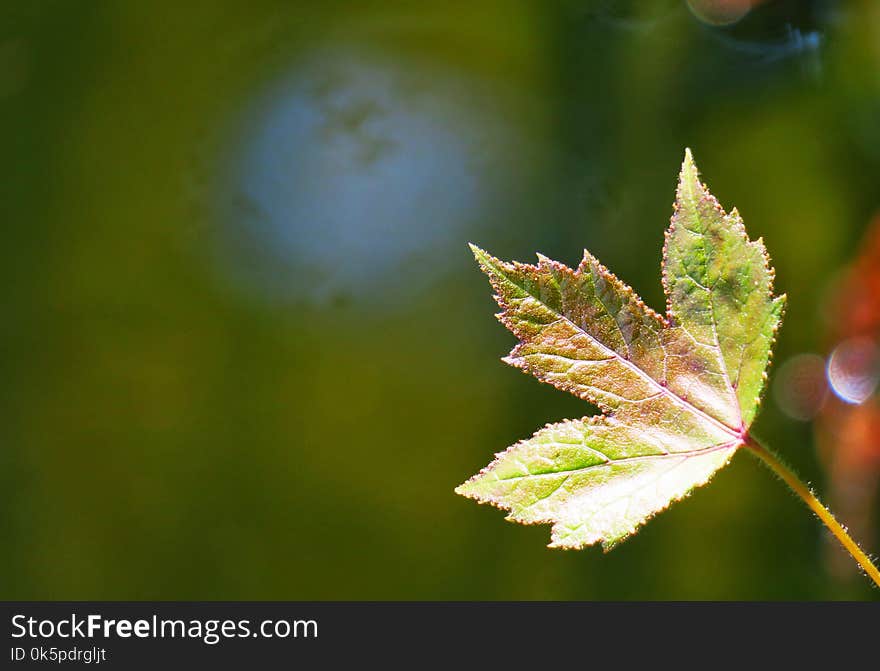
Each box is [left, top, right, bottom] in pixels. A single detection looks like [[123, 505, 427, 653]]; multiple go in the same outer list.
[[457, 149, 785, 549]]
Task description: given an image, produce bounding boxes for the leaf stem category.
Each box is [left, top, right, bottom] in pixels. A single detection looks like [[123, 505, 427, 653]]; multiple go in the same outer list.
[[744, 434, 880, 588]]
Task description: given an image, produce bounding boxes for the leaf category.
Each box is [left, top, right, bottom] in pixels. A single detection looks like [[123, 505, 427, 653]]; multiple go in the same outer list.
[[456, 149, 785, 549]]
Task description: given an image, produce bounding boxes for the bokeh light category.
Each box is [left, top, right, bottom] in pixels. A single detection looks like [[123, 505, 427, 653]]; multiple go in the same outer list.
[[219, 47, 539, 305], [686, 0, 754, 27], [773, 353, 828, 420], [827, 337, 880, 405]]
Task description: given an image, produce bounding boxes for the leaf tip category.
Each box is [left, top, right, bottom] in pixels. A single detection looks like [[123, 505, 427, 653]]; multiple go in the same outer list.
[[469, 243, 504, 281], [454, 477, 479, 499], [680, 146, 700, 185], [468, 242, 487, 261]]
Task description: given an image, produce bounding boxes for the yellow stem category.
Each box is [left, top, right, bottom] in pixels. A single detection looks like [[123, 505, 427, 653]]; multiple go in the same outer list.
[[744, 435, 880, 588]]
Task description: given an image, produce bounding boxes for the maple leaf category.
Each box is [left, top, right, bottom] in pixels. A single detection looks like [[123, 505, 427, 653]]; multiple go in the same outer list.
[[457, 149, 785, 550]]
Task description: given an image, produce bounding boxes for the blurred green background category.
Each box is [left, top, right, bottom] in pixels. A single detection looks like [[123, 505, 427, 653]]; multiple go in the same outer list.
[[2, 0, 879, 600]]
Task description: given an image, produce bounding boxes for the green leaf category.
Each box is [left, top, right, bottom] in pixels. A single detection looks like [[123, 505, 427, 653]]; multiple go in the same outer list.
[[457, 149, 785, 550]]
